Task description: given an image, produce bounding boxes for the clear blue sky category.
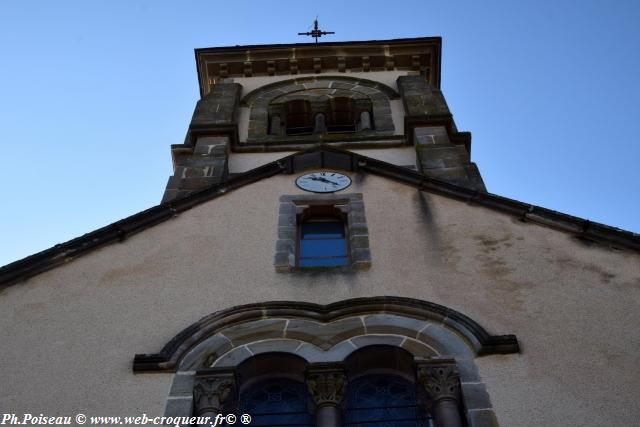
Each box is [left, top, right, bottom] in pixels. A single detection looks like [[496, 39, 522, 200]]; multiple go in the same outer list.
[[1, 1, 639, 266]]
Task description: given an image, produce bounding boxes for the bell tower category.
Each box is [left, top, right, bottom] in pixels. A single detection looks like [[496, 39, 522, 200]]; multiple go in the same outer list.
[[161, 37, 485, 203]]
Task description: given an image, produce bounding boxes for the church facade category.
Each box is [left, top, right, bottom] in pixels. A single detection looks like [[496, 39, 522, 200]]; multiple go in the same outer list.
[[1, 37, 639, 427]]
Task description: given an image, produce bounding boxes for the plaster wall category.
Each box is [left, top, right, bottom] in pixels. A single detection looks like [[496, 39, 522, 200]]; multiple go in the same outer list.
[[350, 147, 415, 168], [228, 147, 416, 173], [1, 172, 639, 425], [228, 151, 297, 173]]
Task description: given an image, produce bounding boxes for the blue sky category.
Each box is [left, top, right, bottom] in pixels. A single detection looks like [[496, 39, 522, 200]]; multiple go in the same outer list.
[[0, 1, 639, 266]]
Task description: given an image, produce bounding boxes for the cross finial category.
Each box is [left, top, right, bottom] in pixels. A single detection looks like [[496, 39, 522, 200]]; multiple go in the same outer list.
[[298, 18, 335, 43]]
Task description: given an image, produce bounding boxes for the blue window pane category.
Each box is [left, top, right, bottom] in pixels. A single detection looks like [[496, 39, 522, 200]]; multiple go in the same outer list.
[[299, 257, 349, 267], [301, 222, 344, 238], [344, 375, 430, 427], [239, 379, 312, 427], [300, 239, 347, 258]]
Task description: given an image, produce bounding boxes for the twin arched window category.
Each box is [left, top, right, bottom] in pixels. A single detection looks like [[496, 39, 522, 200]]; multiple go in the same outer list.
[[230, 347, 441, 427], [271, 97, 373, 136], [238, 374, 427, 427]]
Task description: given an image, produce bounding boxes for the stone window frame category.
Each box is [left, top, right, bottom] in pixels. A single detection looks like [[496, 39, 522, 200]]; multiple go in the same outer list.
[[275, 193, 371, 272]]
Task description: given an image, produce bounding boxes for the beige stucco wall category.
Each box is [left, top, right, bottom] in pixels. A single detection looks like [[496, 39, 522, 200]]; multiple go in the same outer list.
[[1, 171, 639, 425], [228, 147, 416, 173]]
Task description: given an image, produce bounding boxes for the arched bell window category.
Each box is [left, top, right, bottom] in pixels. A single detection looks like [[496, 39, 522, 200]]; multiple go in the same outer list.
[[328, 97, 356, 133], [286, 99, 314, 135]]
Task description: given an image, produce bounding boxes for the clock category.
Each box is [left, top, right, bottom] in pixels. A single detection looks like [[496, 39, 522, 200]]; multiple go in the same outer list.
[[295, 171, 352, 193]]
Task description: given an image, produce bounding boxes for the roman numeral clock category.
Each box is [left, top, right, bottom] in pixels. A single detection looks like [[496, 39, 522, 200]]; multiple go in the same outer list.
[[295, 172, 351, 193]]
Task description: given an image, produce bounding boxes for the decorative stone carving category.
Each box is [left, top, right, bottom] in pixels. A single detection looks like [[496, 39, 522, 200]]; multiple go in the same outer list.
[[417, 361, 463, 427], [196, 38, 441, 96], [306, 364, 347, 407], [193, 371, 236, 417], [417, 363, 460, 402]]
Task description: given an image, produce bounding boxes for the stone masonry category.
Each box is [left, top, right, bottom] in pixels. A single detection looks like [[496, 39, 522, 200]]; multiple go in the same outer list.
[[161, 136, 229, 203], [415, 126, 486, 191], [398, 75, 486, 191], [161, 82, 240, 203]]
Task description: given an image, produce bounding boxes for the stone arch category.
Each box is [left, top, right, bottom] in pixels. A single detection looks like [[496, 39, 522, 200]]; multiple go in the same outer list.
[[133, 297, 519, 373], [150, 297, 518, 424], [241, 76, 400, 106], [241, 76, 398, 141]]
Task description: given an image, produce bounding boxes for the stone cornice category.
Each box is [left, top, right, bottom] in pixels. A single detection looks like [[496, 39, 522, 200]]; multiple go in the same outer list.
[[195, 37, 442, 97]]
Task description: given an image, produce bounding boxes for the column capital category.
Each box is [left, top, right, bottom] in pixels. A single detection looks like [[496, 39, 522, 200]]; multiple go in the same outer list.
[[193, 369, 236, 416], [416, 361, 461, 403], [305, 363, 347, 407]]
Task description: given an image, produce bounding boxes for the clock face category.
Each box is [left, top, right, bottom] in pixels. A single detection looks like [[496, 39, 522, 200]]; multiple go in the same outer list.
[[296, 171, 352, 193]]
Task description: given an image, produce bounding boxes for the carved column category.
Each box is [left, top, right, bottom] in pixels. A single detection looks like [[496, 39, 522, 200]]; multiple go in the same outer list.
[[360, 111, 372, 130], [417, 361, 463, 427], [270, 115, 282, 136], [306, 363, 346, 427], [314, 113, 327, 134], [193, 369, 236, 427]]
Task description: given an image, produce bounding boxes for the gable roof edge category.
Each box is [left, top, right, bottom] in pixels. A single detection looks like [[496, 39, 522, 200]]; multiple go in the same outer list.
[[1, 145, 638, 289]]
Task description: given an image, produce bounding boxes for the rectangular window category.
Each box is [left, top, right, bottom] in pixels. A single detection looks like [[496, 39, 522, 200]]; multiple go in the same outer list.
[[275, 194, 371, 272], [298, 220, 349, 267]]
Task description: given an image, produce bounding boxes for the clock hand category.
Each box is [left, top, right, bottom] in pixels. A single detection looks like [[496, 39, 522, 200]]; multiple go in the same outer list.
[[310, 176, 339, 185], [316, 177, 340, 185]]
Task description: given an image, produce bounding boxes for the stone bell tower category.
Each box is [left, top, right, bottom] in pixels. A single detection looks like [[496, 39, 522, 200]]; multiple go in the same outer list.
[[161, 37, 485, 203]]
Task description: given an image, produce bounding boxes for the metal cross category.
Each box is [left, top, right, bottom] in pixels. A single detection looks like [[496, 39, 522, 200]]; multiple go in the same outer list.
[[298, 18, 335, 43]]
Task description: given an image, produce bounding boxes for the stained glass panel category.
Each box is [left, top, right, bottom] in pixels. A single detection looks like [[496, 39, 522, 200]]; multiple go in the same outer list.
[[344, 375, 431, 427], [239, 379, 313, 427]]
